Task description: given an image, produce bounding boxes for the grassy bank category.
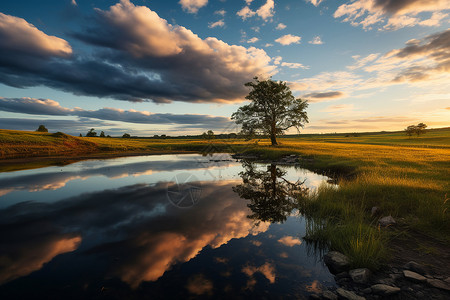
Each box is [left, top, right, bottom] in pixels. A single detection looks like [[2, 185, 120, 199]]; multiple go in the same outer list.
[[1, 128, 449, 270]]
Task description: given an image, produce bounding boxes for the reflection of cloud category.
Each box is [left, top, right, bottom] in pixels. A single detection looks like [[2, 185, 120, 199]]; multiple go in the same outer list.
[[185, 274, 213, 295], [242, 262, 276, 284], [305, 280, 322, 293], [0, 181, 270, 288], [0, 158, 235, 198], [278, 236, 302, 247], [279, 252, 288, 258], [250, 240, 262, 247], [0, 222, 81, 284]]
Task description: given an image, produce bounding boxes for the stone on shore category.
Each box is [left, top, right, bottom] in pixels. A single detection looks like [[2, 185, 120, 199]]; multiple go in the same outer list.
[[349, 268, 371, 284], [370, 284, 401, 296], [403, 270, 427, 283], [427, 279, 450, 291], [324, 251, 350, 274], [336, 288, 365, 300]]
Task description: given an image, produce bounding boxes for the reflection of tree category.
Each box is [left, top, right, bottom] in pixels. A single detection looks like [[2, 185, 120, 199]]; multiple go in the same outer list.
[[233, 161, 309, 224]]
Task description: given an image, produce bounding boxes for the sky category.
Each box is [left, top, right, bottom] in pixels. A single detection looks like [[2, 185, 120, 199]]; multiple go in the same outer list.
[[0, 0, 449, 136]]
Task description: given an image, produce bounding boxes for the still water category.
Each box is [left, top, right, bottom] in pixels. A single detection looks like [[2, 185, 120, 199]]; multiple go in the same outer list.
[[0, 154, 335, 299]]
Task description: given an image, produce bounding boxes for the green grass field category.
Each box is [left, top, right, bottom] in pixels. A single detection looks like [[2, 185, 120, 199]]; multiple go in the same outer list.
[[1, 128, 449, 269]]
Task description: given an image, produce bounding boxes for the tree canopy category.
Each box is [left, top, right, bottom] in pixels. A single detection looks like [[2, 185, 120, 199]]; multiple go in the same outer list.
[[36, 125, 48, 132], [231, 77, 308, 145], [405, 123, 427, 137]]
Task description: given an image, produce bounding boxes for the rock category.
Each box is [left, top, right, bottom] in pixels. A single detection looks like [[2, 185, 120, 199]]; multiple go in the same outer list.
[[324, 251, 350, 274], [322, 290, 338, 300], [370, 284, 401, 296], [426, 279, 450, 291], [404, 261, 427, 275], [309, 294, 320, 300], [445, 277, 450, 284], [361, 288, 372, 294], [403, 270, 427, 282], [336, 288, 365, 300], [378, 216, 396, 227], [349, 268, 371, 284]]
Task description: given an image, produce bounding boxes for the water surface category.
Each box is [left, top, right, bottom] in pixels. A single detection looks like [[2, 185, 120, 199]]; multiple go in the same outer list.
[[0, 154, 335, 299]]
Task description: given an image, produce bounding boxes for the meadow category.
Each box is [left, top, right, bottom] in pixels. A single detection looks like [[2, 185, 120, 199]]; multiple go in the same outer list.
[[1, 128, 449, 269]]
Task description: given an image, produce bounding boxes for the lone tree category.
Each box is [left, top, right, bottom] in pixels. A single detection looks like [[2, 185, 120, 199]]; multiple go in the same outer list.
[[36, 125, 48, 132], [86, 128, 97, 137], [100, 131, 105, 137], [122, 133, 131, 138], [232, 77, 308, 145], [405, 123, 427, 137]]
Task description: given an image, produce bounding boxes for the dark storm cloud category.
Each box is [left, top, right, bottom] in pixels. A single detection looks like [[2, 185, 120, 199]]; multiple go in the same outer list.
[[0, 98, 232, 127], [0, 1, 275, 104], [374, 0, 448, 15], [303, 91, 344, 101], [0, 117, 111, 132]]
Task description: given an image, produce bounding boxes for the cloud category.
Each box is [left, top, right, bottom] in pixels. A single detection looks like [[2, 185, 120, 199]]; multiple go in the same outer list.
[[0, 2, 276, 104], [276, 23, 286, 30], [347, 53, 380, 70], [247, 37, 259, 43], [0, 12, 72, 58], [303, 91, 345, 101], [71, 0, 77, 6], [308, 36, 323, 45], [214, 9, 226, 16], [307, 0, 325, 7], [208, 19, 225, 28], [236, 0, 274, 22], [281, 62, 309, 69], [334, 0, 450, 30], [277, 236, 302, 247], [321, 104, 355, 113], [265, 43, 274, 47], [0, 97, 232, 127], [275, 34, 301, 45], [293, 30, 450, 101], [237, 6, 256, 20], [179, 0, 208, 13]]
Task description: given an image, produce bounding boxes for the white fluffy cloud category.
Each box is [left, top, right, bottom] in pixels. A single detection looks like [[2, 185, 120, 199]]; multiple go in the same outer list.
[[307, 0, 325, 7], [276, 23, 286, 30], [237, 0, 274, 22], [334, 0, 450, 30], [179, 0, 208, 14], [275, 34, 301, 45], [308, 36, 323, 45], [208, 19, 225, 28]]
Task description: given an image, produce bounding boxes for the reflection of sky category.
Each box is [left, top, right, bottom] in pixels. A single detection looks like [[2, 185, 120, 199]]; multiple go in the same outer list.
[[0, 154, 333, 208], [0, 154, 335, 298]]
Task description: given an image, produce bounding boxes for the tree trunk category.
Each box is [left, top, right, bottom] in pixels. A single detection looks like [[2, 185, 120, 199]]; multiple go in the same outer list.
[[270, 121, 278, 145], [270, 133, 278, 145]]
